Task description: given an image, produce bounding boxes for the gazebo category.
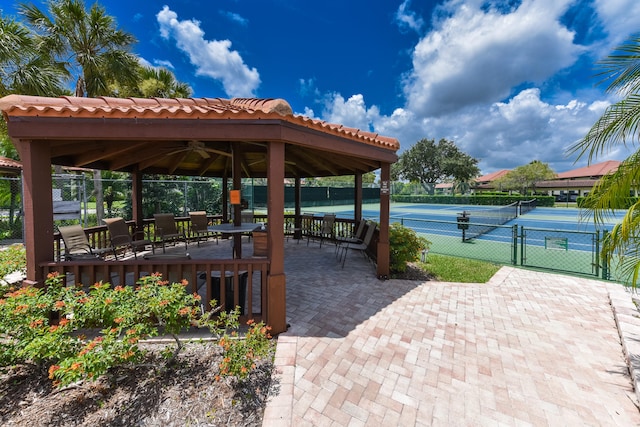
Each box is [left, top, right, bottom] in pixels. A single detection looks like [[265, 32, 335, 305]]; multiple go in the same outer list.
[[0, 94, 399, 333]]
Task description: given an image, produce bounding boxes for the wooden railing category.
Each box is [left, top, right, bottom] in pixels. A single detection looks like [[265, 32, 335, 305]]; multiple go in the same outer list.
[[40, 258, 270, 323]]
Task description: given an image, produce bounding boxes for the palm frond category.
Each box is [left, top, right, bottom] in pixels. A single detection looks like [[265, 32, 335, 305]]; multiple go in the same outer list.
[[568, 95, 640, 162]]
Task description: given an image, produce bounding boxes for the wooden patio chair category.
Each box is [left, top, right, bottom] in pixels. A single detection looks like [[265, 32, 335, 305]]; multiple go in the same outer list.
[[153, 213, 188, 253], [339, 221, 376, 268], [58, 224, 113, 261], [103, 217, 154, 259], [189, 211, 218, 246]]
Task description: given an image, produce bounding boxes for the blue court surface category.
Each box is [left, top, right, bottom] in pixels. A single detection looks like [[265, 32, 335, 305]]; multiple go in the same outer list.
[[309, 203, 625, 251]]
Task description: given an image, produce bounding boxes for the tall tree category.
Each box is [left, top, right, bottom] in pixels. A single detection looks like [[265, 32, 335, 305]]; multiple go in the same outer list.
[[136, 66, 192, 98], [568, 33, 640, 285], [19, 0, 140, 97], [20, 0, 140, 222], [0, 14, 67, 98], [494, 160, 556, 195], [109, 64, 192, 98], [392, 138, 479, 194]]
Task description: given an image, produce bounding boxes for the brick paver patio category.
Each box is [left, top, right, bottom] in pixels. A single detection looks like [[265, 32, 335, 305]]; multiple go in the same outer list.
[[263, 241, 640, 426]]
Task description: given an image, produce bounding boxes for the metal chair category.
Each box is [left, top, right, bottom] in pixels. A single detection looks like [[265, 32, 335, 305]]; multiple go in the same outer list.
[[153, 213, 188, 253], [340, 222, 376, 268], [335, 219, 367, 257], [189, 211, 218, 246], [58, 224, 113, 261], [308, 213, 335, 248], [103, 217, 154, 259]]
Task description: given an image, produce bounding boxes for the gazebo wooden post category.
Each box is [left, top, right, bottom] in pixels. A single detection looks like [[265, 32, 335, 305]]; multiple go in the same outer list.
[[222, 176, 228, 222], [377, 163, 391, 279], [294, 177, 301, 239], [131, 166, 144, 231], [232, 143, 242, 257], [354, 173, 363, 223], [18, 139, 53, 285], [266, 141, 287, 334]]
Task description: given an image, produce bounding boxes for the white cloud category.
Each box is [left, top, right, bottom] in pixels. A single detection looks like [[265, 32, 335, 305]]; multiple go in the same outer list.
[[594, 0, 640, 46], [298, 78, 320, 98], [404, 0, 581, 116], [220, 10, 248, 27], [156, 6, 260, 97], [153, 59, 174, 69], [395, 0, 425, 34], [308, 0, 637, 175], [321, 94, 382, 132]]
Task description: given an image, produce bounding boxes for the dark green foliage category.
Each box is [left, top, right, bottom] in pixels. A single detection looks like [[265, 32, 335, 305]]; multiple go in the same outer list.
[[391, 194, 554, 207], [388, 223, 430, 273]]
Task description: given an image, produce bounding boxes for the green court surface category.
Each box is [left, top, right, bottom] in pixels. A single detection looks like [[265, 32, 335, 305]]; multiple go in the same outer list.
[[303, 202, 619, 280]]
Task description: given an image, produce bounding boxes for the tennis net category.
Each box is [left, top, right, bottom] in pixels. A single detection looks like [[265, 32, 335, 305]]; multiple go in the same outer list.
[[519, 198, 537, 215], [461, 202, 519, 241]]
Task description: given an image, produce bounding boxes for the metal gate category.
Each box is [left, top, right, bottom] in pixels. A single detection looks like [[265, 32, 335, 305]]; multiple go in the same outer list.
[[520, 226, 601, 278]]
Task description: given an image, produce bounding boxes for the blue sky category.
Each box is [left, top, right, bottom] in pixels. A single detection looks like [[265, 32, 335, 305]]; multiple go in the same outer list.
[[3, 0, 640, 175]]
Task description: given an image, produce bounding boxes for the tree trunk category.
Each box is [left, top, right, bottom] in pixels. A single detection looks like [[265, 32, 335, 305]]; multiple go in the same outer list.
[[93, 170, 104, 224], [421, 182, 435, 195]]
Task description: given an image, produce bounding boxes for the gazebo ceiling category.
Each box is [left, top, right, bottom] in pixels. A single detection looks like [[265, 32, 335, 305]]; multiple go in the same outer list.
[[0, 95, 399, 178]]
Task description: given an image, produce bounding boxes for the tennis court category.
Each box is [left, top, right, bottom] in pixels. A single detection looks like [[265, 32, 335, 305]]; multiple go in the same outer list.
[[308, 202, 624, 279]]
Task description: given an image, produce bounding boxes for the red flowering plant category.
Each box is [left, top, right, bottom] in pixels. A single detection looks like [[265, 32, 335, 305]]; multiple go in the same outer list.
[[0, 271, 273, 387]]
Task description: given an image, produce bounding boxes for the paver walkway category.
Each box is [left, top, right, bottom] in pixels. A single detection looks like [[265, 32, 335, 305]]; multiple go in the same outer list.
[[263, 241, 640, 426]]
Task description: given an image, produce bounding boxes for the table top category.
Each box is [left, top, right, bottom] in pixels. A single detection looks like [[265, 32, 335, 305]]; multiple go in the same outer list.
[[207, 222, 263, 233]]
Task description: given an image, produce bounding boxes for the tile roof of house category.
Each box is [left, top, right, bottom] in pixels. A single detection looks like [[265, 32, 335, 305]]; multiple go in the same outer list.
[[536, 179, 598, 188], [475, 169, 510, 183], [556, 160, 620, 179]]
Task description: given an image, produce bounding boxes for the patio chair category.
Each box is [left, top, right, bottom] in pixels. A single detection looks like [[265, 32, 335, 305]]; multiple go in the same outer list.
[[103, 217, 154, 259], [308, 213, 335, 248], [153, 213, 188, 253], [59, 224, 113, 261], [340, 221, 376, 268], [240, 210, 256, 241], [335, 219, 367, 257], [189, 211, 219, 246], [294, 214, 315, 244]]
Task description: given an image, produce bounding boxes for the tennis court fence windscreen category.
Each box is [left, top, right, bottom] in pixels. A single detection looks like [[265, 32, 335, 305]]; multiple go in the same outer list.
[[460, 201, 532, 241]]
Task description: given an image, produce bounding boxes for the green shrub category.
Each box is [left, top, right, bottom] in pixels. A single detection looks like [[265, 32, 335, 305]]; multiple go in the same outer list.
[[388, 223, 430, 273], [0, 244, 26, 291], [0, 272, 273, 387]]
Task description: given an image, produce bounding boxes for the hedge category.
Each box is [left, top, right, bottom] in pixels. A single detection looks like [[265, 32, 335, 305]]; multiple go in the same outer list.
[[390, 194, 555, 207]]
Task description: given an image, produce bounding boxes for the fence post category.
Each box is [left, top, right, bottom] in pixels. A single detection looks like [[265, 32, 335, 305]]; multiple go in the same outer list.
[[520, 225, 525, 266], [512, 224, 518, 265], [601, 230, 609, 280], [594, 230, 600, 278]]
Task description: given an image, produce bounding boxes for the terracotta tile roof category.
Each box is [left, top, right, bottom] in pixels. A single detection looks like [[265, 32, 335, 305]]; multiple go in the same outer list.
[[556, 160, 620, 179], [536, 179, 598, 188], [0, 156, 21, 170], [0, 95, 399, 151], [475, 169, 510, 183]]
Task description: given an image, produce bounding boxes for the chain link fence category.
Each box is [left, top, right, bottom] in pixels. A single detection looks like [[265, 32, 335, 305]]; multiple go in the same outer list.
[[394, 215, 609, 280]]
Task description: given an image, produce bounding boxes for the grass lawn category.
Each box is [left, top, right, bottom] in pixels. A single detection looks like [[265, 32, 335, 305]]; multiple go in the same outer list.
[[420, 253, 501, 283]]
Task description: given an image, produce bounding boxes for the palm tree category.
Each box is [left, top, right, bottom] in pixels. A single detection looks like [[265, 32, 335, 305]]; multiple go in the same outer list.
[[112, 65, 192, 98], [569, 33, 640, 284], [19, 0, 140, 97], [19, 0, 141, 223], [0, 14, 67, 97]]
